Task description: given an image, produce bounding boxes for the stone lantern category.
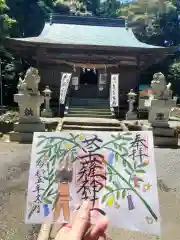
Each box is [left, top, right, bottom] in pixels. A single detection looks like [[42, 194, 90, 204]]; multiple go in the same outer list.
[[41, 86, 53, 117], [126, 89, 137, 120]]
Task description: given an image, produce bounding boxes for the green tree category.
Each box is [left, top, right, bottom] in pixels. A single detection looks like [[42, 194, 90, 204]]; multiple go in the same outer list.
[[100, 0, 121, 17], [118, 0, 176, 29], [6, 0, 53, 37], [54, 0, 89, 15], [0, 0, 15, 37]]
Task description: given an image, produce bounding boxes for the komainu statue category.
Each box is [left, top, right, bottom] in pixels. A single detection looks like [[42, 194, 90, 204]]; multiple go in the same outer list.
[[151, 72, 172, 100], [17, 67, 40, 95]]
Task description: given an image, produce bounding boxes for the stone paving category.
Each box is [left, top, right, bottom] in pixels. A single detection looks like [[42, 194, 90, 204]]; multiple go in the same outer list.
[[0, 140, 180, 240]]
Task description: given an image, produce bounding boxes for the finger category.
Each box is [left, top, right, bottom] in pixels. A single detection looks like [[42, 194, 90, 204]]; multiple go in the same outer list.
[[98, 234, 107, 240], [55, 223, 72, 240], [70, 200, 91, 239], [85, 216, 108, 240], [50, 224, 63, 239], [37, 224, 52, 240]]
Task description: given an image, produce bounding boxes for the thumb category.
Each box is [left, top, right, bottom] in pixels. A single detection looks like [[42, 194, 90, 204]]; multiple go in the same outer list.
[[70, 200, 91, 239]]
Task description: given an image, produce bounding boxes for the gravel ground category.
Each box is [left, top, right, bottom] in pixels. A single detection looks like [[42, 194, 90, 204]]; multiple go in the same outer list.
[[0, 141, 180, 240]]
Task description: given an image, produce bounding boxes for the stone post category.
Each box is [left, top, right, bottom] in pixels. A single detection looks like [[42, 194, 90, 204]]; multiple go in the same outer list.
[[148, 72, 178, 146], [41, 86, 53, 117], [126, 89, 137, 120], [10, 67, 45, 143]]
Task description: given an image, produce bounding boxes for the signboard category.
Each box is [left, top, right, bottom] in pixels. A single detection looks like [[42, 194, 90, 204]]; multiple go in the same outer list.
[[110, 74, 119, 107], [99, 73, 107, 85], [72, 76, 79, 86], [59, 73, 72, 104]]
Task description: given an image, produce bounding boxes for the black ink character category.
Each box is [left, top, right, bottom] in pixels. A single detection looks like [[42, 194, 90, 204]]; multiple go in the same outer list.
[[82, 135, 103, 153], [24, 108, 33, 116]]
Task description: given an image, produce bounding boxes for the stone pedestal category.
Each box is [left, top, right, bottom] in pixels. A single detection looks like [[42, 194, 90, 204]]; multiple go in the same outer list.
[[148, 99, 174, 123], [41, 109, 53, 118], [10, 93, 45, 143], [126, 111, 137, 120], [151, 121, 178, 147]]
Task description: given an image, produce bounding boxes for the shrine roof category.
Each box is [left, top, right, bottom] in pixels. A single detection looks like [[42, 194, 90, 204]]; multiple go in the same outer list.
[[6, 15, 167, 50]]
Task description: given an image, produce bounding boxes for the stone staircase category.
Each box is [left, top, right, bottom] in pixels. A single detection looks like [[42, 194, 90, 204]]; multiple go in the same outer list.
[[62, 117, 124, 132], [65, 98, 113, 118]]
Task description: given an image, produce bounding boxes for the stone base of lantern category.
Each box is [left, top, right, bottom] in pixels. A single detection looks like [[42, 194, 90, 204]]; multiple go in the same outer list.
[[126, 112, 137, 120], [9, 122, 45, 143], [151, 121, 178, 147], [41, 109, 53, 118]]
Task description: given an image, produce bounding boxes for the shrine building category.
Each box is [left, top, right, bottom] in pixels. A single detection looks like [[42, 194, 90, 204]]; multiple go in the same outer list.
[[4, 14, 172, 118]]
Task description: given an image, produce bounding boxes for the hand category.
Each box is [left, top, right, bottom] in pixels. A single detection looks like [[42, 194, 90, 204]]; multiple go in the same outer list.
[[55, 200, 109, 240]]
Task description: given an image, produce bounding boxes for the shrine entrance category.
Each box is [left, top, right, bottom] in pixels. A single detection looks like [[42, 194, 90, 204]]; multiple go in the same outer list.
[[73, 68, 98, 98], [79, 68, 98, 85]]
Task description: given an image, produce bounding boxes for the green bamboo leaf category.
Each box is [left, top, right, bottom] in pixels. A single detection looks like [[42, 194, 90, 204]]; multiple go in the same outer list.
[[48, 148, 52, 157], [37, 139, 46, 147], [114, 143, 118, 149], [105, 186, 114, 192], [107, 166, 112, 174], [101, 194, 108, 204], [49, 174, 55, 182], [43, 198, 52, 204], [28, 205, 37, 219], [137, 177, 144, 182], [125, 169, 131, 175], [43, 176, 48, 181], [46, 189, 54, 197], [126, 161, 134, 171], [113, 181, 119, 189], [38, 135, 46, 139], [122, 136, 133, 141], [134, 161, 137, 169], [106, 194, 114, 207], [122, 158, 127, 167], [137, 162, 149, 168], [117, 191, 120, 200], [37, 149, 49, 155], [122, 190, 126, 199], [135, 170, 146, 174], [122, 132, 132, 136], [115, 152, 119, 162], [49, 168, 54, 176], [109, 174, 113, 182], [111, 134, 117, 139], [71, 153, 77, 162], [121, 148, 128, 155]]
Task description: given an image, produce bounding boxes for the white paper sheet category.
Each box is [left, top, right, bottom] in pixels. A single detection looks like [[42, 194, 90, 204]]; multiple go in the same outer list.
[[25, 131, 160, 236]]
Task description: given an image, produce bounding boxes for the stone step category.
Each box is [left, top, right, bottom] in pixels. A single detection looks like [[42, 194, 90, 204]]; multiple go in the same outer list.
[[67, 113, 113, 118], [68, 106, 111, 112], [63, 117, 121, 127], [62, 124, 122, 131], [68, 110, 112, 115]]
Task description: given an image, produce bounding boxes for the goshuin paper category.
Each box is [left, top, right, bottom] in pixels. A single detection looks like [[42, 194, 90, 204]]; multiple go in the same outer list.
[[26, 131, 160, 235]]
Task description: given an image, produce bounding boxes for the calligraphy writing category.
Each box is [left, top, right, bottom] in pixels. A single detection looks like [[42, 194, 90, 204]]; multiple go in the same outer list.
[[129, 133, 148, 163], [82, 135, 103, 152], [33, 170, 43, 214], [24, 108, 33, 117], [76, 135, 106, 207], [155, 113, 165, 120]]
